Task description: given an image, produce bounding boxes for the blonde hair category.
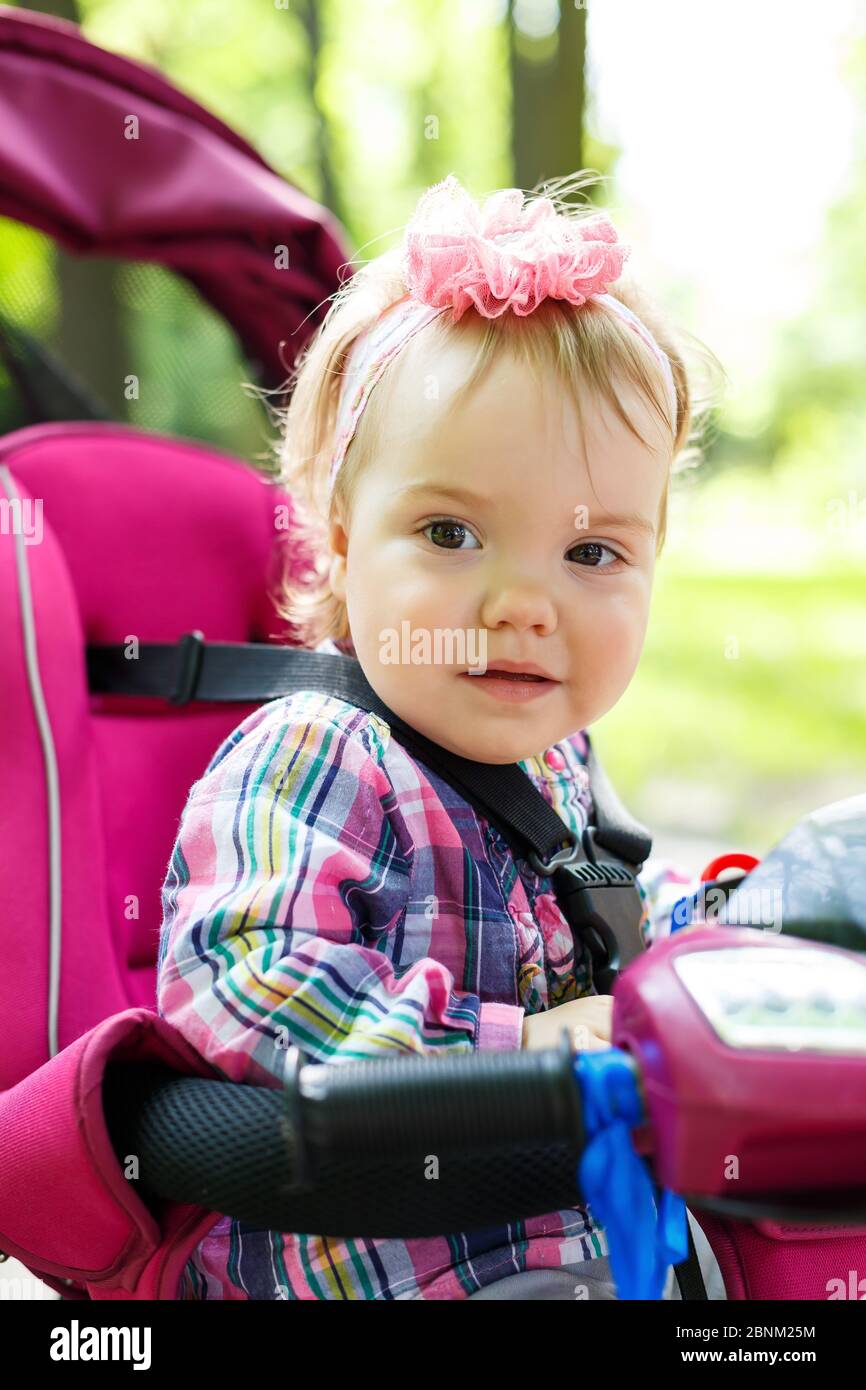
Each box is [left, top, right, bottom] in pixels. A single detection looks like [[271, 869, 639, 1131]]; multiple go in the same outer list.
[[269, 172, 725, 650]]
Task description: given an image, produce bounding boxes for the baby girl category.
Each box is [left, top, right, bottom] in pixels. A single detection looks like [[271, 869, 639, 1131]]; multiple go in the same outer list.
[[158, 172, 725, 1300]]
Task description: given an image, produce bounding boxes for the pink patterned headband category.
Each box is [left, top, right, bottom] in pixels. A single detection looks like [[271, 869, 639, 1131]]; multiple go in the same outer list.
[[328, 174, 678, 498]]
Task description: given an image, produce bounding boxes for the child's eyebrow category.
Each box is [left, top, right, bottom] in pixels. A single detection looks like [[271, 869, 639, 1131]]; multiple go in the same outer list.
[[397, 483, 655, 536], [587, 509, 656, 538], [396, 482, 489, 508]]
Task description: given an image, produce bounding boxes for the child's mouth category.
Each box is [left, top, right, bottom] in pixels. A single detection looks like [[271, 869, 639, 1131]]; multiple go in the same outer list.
[[459, 670, 558, 702], [480, 671, 544, 681]]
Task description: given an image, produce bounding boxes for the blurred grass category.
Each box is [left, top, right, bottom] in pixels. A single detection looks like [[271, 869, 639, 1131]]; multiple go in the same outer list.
[[592, 564, 866, 853]]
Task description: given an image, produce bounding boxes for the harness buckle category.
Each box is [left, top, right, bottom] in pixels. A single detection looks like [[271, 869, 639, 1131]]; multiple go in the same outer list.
[[530, 826, 646, 994]]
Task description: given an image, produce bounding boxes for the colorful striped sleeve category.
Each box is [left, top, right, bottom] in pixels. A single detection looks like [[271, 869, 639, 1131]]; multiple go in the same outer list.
[[157, 699, 498, 1086]]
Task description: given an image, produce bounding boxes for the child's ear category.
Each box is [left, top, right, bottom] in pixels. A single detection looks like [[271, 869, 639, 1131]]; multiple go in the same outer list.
[[328, 518, 348, 603]]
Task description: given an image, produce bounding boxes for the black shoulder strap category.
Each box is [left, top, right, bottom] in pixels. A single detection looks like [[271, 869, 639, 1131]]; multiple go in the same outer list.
[[87, 637, 652, 869]]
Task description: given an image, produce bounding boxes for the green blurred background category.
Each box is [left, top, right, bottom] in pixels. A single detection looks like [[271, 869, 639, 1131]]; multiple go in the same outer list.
[[3, 0, 865, 864]]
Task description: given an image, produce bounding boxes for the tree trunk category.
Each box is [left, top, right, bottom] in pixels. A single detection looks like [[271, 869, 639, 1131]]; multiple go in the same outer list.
[[508, 0, 586, 196], [297, 0, 346, 228]]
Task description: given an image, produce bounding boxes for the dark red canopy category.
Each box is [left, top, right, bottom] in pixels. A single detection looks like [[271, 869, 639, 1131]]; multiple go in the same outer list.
[[0, 5, 351, 388]]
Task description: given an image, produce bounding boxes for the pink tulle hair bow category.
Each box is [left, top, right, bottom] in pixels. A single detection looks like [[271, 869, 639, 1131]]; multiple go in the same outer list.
[[326, 175, 677, 498], [402, 173, 631, 320]]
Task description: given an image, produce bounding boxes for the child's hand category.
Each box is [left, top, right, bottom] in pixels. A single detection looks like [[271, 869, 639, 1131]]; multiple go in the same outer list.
[[521, 995, 614, 1052]]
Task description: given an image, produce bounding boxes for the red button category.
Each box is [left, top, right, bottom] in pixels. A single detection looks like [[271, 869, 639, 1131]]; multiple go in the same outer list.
[[544, 748, 566, 770]]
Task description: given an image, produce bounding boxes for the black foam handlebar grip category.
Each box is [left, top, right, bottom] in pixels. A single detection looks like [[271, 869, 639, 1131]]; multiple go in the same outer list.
[[103, 1033, 595, 1237]]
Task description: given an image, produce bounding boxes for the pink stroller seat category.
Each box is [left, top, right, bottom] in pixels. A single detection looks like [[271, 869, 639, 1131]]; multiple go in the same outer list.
[[0, 420, 311, 1084]]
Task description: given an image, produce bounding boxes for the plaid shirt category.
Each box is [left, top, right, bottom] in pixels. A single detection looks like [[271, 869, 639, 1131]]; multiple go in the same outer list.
[[157, 640, 696, 1299]]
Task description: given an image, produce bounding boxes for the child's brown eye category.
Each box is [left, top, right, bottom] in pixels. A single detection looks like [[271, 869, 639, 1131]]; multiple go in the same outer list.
[[423, 519, 480, 550], [568, 542, 622, 568]]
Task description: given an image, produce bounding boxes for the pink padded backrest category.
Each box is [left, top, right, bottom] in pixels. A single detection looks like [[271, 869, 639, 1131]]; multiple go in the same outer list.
[[0, 422, 308, 1089]]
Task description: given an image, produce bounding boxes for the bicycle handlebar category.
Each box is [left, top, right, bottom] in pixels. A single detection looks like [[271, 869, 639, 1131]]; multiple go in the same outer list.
[[102, 1032, 624, 1237]]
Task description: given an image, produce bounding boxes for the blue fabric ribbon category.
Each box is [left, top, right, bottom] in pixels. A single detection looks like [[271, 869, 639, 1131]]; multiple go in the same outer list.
[[574, 1047, 689, 1299]]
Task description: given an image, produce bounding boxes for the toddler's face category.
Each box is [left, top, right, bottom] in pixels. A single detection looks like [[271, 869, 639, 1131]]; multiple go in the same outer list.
[[328, 330, 671, 764]]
